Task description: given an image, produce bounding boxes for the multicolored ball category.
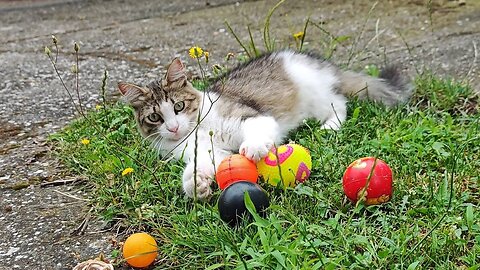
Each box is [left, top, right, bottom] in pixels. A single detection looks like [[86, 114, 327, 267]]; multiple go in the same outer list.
[[256, 144, 312, 188], [342, 157, 393, 205]]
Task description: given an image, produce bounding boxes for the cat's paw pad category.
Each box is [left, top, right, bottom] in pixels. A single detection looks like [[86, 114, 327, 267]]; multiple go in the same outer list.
[[183, 172, 213, 200], [239, 139, 273, 162]]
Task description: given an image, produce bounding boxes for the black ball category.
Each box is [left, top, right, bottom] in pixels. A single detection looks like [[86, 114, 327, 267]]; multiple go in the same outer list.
[[218, 181, 270, 227]]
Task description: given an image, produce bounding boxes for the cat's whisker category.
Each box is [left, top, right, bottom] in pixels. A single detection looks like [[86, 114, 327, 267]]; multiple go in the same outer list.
[[151, 136, 158, 148], [153, 137, 164, 152], [144, 131, 162, 142], [162, 154, 176, 163], [144, 132, 166, 150]]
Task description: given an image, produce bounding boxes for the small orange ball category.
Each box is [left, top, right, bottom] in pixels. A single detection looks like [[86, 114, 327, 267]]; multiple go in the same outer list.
[[122, 232, 158, 268], [216, 154, 258, 190]]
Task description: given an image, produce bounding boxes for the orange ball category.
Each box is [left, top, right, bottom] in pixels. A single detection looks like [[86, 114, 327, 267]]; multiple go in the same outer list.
[[216, 154, 258, 190], [122, 232, 158, 268]]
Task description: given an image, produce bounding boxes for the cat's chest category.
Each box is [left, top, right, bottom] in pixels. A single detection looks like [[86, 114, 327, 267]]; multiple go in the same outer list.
[[199, 112, 243, 151]]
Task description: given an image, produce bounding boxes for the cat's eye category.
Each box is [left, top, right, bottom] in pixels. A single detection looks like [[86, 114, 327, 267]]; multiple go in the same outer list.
[[174, 101, 185, 114], [147, 113, 162, 123]]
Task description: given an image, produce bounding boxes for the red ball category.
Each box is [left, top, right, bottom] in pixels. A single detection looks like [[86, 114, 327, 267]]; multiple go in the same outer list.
[[216, 154, 258, 190], [342, 157, 393, 205]]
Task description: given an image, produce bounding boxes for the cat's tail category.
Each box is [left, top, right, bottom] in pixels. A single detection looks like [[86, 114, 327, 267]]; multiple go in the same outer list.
[[338, 66, 413, 106]]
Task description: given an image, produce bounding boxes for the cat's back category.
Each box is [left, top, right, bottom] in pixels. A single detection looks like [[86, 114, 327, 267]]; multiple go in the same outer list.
[[209, 51, 302, 119]]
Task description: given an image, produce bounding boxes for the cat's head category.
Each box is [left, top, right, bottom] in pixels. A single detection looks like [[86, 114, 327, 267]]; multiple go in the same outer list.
[[118, 58, 201, 142]]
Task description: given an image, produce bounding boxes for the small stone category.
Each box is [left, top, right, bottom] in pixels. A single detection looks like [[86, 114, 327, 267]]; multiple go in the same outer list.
[[0, 247, 20, 257]]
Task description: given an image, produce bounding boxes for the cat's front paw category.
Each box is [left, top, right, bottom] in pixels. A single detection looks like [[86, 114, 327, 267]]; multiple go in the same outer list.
[[182, 168, 213, 200], [239, 139, 274, 162]]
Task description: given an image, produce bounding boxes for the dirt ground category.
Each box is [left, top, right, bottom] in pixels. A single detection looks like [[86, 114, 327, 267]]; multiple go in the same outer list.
[[0, 0, 478, 269]]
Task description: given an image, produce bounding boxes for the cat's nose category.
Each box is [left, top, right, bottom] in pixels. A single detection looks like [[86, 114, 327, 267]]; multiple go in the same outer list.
[[167, 125, 179, 133]]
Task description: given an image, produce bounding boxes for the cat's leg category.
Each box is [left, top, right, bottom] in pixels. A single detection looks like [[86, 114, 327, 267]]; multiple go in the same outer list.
[[319, 98, 347, 130], [182, 148, 230, 200], [239, 116, 280, 162]]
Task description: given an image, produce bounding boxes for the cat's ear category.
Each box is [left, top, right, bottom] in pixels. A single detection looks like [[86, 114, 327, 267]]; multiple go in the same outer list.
[[165, 58, 187, 85], [117, 82, 148, 105]]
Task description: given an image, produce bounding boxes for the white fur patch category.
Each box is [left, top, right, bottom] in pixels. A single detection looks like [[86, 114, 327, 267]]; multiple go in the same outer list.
[[280, 51, 347, 129], [240, 116, 279, 161]]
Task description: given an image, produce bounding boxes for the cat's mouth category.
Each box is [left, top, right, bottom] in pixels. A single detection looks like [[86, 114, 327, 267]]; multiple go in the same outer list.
[[169, 134, 182, 141], [164, 130, 186, 141]]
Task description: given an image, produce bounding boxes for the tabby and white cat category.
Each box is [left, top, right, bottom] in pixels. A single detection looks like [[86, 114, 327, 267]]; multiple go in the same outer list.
[[118, 50, 411, 200]]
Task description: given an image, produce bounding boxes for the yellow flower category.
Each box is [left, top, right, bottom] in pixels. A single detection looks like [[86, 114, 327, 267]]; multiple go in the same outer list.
[[188, 46, 204, 59], [122, 167, 134, 176], [81, 138, 90, 145], [293, 31, 304, 40], [95, 104, 102, 110]]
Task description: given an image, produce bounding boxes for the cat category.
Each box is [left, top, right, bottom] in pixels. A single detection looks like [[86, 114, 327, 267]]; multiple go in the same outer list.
[[117, 50, 412, 200]]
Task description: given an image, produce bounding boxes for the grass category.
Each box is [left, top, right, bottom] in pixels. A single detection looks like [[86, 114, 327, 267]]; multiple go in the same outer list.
[[51, 72, 480, 269]]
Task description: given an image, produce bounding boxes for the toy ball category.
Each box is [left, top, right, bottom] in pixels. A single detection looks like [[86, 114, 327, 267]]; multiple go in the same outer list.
[[342, 157, 393, 205], [257, 144, 312, 188], [216, 154, 258, 190], [122, 232, 158, 268], [218, 181, 270, 227]]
